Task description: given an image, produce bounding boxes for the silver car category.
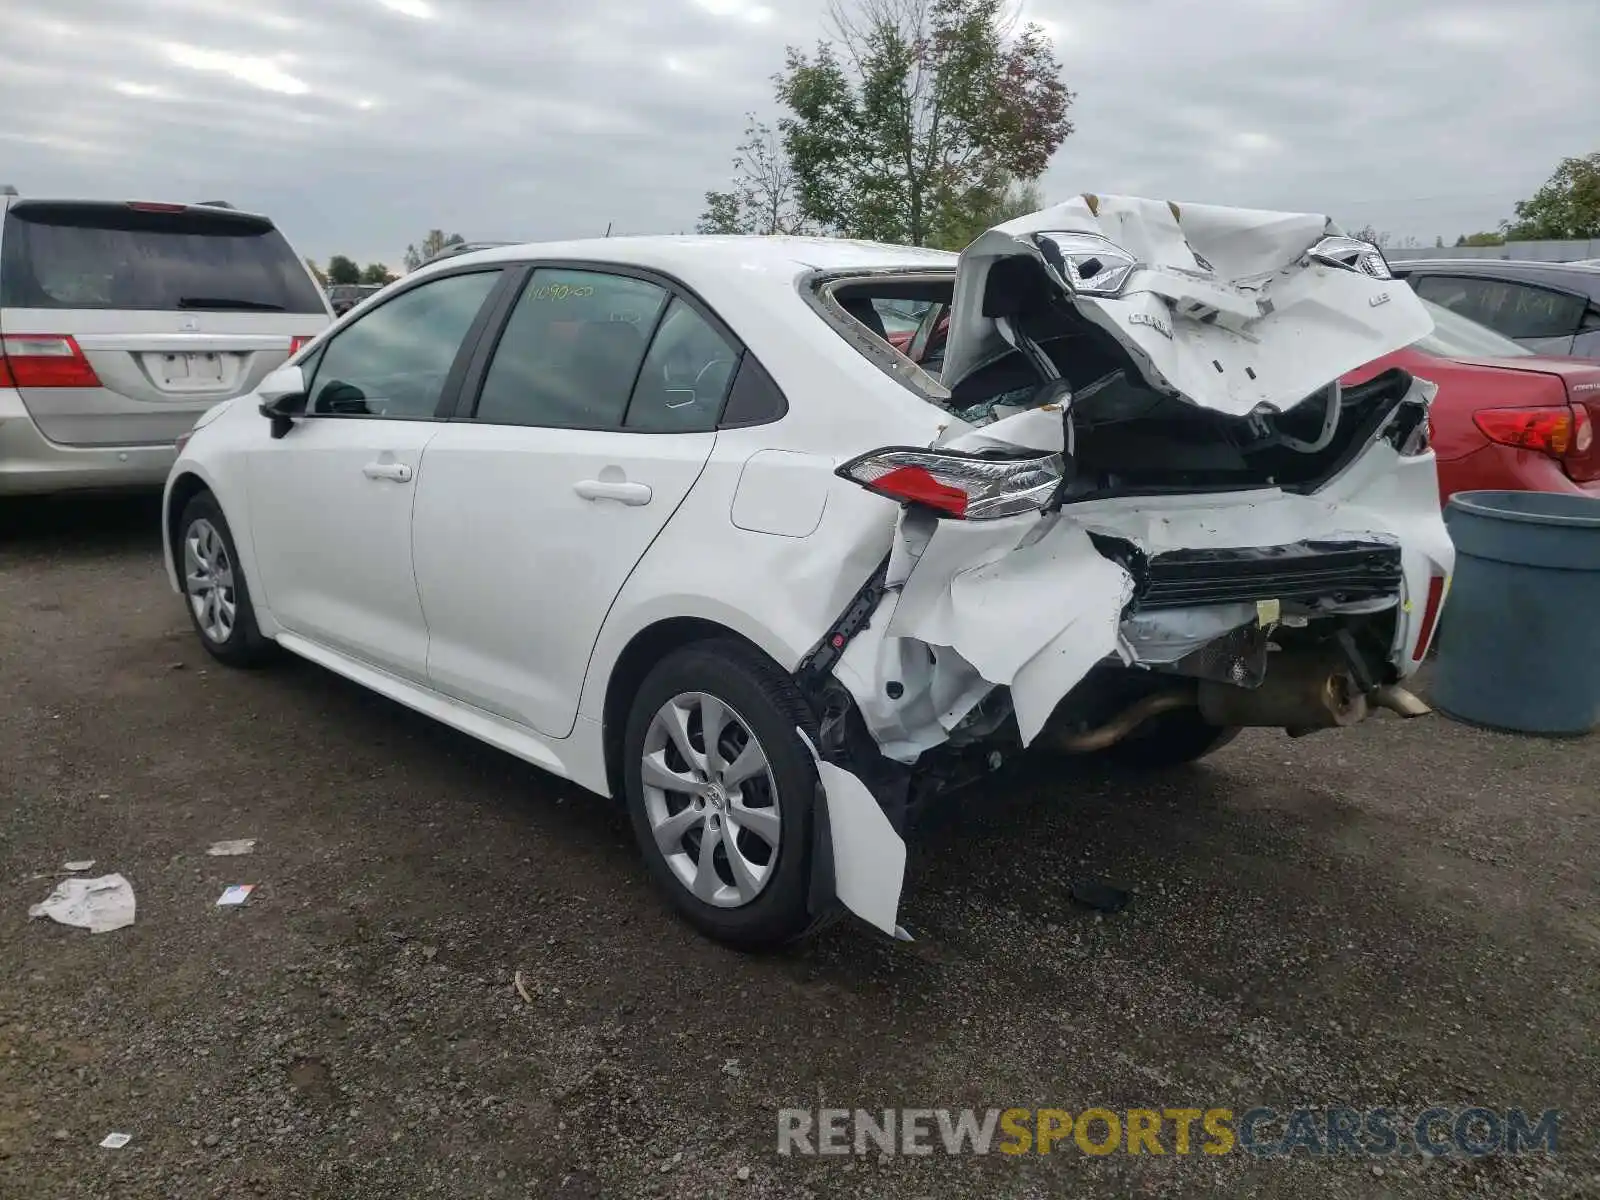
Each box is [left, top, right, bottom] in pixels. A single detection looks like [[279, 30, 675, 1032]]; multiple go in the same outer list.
[[0, 196, 331, 494]]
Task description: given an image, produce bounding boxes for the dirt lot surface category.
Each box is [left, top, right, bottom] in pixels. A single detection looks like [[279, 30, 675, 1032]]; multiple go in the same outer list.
[[1, 494, 1596, 1199]]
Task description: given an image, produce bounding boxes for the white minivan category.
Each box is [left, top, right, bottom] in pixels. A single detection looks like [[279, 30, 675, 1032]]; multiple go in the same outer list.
[[0, 195, 331, 494]]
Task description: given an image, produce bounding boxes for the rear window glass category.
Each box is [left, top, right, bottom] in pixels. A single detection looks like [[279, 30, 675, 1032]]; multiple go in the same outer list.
[[1413, 296, 1531, 359], [0, 203, 327, 314]]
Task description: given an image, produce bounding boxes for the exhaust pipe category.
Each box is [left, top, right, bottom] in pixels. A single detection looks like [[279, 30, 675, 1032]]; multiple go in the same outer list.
[[1370, 683, 1430, 718], [1046, 690, 1195, 754], [1043, 655, 1429, 755]]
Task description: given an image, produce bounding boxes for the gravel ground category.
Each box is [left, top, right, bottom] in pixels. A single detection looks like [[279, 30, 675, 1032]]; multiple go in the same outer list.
[[1, 493, 1596, 1199]]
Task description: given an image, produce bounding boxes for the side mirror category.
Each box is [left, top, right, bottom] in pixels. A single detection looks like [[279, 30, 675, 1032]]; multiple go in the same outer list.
[[258, 364, 308, 440]]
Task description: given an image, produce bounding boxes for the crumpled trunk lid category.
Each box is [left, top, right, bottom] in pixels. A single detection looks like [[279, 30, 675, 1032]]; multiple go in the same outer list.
[[940, 193, 1433, 418]]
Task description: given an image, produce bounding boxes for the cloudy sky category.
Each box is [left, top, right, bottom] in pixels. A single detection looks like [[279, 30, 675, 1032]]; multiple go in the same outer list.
[[3, 0, 1595, 268]]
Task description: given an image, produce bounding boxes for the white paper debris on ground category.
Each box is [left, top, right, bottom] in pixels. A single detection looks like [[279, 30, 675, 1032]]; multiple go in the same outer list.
[[100, 1133, 132, 1149], [28, 874, 136, 934], [62, 859, 96, 872], [215, 885, 255, 907], [206, 839, 256, 857]]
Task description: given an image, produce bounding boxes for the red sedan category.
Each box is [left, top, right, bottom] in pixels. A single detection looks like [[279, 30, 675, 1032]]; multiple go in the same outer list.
[[1343, 299, 1600, 505]]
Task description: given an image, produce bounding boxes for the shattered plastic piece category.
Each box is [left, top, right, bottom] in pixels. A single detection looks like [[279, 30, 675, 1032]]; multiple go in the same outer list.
[[798, 730, 907, 937], [62, 859, 96, 872], [28, 874, 136, 933], [100, 1132, 132, 1149], [215, 885, 255, 907], [206, 839, 256, 857]]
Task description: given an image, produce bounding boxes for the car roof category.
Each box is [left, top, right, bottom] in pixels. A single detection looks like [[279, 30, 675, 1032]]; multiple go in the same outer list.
[[1389, 257, 1600, 296], [414, 235, 958, 288]]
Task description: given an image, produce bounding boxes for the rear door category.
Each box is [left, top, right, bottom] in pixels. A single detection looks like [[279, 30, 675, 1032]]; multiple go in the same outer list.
[[411, 265, 736, 739], [0, 199, 329, 447]]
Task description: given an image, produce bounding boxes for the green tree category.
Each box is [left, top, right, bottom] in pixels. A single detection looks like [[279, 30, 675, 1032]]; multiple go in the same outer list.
[[698, 116, 812, 235], [931, 171, 1044, 250], [775, 0, 1073, 247], [1455, 231, 1507, 247], [402, 231, 466, 272], [360, 262, 394, 285], [325, 255, 361, 285], [304, 257, 326, 285], [1503, 152, 1600, 240]]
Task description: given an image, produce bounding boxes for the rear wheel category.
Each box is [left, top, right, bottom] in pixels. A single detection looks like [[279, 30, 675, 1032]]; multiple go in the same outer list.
[[622, 640, 824, 950], [177, 492, 275, 667], [1098, 707, 1240, 768]]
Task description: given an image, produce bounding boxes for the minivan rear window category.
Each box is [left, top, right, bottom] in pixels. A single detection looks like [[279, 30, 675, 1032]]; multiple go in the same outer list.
[[0, 201, 327, 314]]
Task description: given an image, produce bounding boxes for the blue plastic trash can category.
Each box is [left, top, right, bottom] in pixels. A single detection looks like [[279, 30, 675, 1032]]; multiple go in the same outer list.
[[1432, 490, 1600, 735]]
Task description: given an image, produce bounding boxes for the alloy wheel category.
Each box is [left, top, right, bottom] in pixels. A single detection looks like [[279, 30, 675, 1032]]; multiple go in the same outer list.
[[640, 691, 782, 908], [184, 518, 237, 644]]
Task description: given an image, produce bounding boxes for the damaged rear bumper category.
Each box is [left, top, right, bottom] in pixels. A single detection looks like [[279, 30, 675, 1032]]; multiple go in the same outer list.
[[804, 435, 1452, 937]]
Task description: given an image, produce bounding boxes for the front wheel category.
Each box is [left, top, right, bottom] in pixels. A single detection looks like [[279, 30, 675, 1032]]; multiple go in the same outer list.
[[177, 492, 276, 667], [622, 640, 825, 950]]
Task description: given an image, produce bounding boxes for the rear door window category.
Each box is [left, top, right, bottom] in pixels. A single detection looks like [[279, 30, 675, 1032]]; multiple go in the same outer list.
[[1412, 275, 1585, 341], [0, 201, 327, 314], [623, 298, 740, 432], [472, 268, 669, 429]]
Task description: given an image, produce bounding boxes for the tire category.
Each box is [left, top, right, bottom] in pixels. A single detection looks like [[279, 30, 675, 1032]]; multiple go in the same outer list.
[[622, 639, 825, 950], [1098, 707, 1241, 768], [176, 492, 276, 668]]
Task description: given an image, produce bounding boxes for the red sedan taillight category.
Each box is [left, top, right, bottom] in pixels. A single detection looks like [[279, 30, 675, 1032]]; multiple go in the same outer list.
[[0, 334, 101, 388]]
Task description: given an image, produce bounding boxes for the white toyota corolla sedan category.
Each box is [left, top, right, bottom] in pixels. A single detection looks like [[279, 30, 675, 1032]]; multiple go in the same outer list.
[[162, 195, 1454, 948]]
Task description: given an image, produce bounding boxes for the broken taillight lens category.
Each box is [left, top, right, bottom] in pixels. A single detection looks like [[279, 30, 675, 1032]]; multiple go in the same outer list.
[[837, 447, 1063, 520]]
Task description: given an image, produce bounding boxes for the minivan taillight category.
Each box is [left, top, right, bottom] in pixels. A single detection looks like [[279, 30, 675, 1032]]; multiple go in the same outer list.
[[837, 447, 1063, 520], [288, 335, 313, 356], [0, 334, 101, 388]]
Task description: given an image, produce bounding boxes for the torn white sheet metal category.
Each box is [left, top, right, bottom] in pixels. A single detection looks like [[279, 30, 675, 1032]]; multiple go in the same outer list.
[[941, 193, 1433, 417], [798, 731, 906, 937], [28, 874, 136, 933], [933, 398, 1068, 455], [832, 386, 1454, 760]]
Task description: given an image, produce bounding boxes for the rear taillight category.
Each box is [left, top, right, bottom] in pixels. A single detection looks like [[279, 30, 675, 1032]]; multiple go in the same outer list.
[[126, 201, 188, 213], [0, 334, 101, 388], [288, 335, 313, 356], [1471, 406, 1579, 458], [1412, 573, 1447, 662], [837, 447, 1063, 521]]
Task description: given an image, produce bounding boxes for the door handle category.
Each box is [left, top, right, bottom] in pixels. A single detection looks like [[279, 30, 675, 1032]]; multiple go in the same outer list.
[[573, 479, 652, 506], [362, 461, 414, 483]]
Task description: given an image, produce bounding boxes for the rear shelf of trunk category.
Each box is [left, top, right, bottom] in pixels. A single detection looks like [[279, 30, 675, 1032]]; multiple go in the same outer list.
[[950, 321, 1424, 500]]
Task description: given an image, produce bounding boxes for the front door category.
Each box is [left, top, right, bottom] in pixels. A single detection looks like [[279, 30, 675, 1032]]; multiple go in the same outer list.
[[245, 268, 504, 682], [412, 268, 740, 738]]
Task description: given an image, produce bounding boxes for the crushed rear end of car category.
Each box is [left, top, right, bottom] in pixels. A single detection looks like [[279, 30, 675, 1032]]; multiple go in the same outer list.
[[799, 194, 1454, 937]]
